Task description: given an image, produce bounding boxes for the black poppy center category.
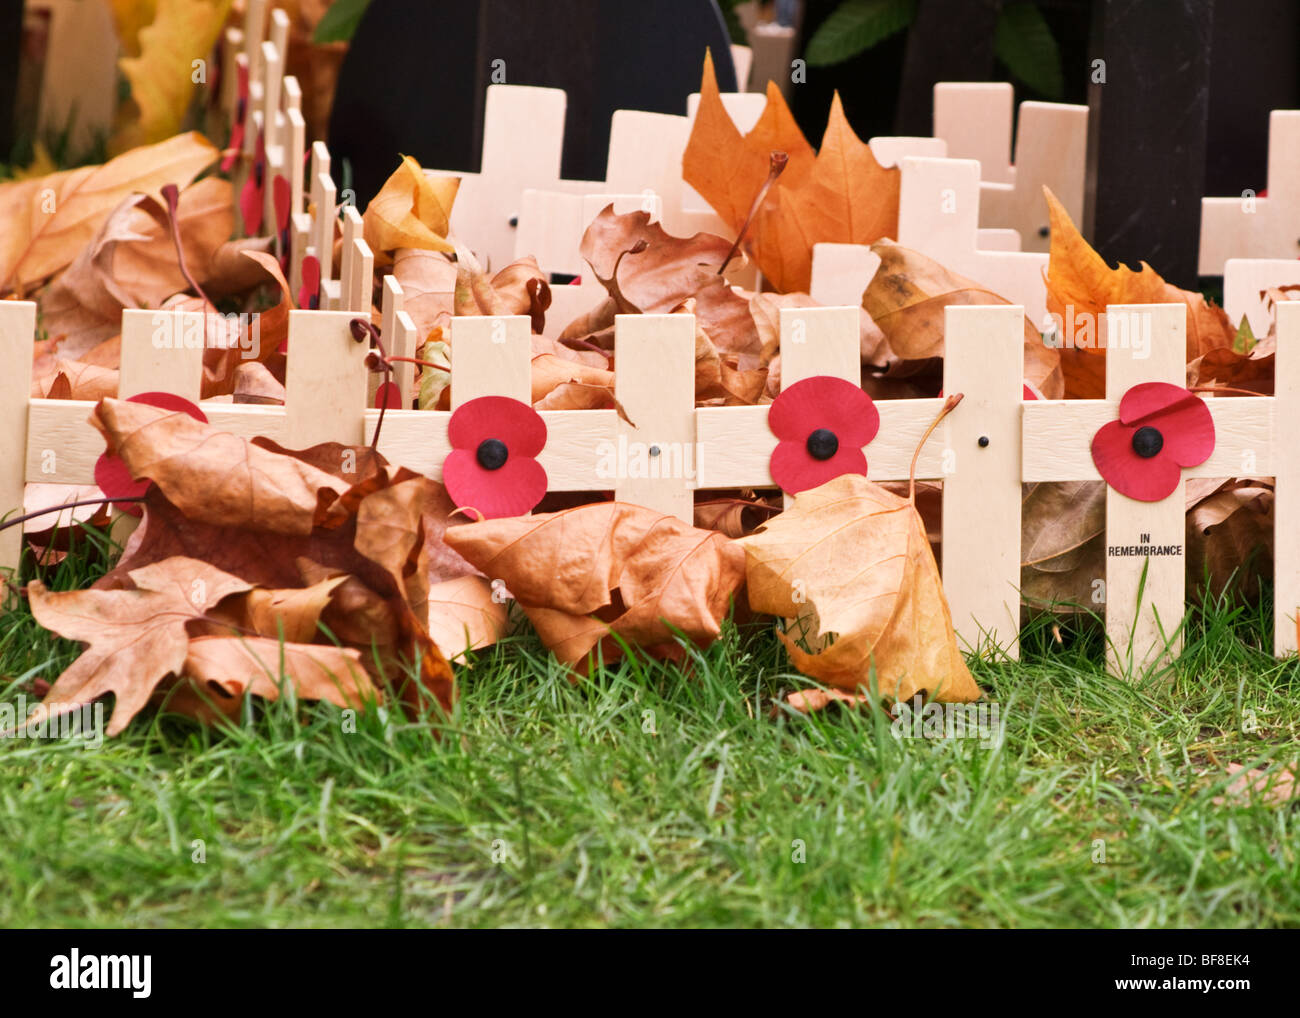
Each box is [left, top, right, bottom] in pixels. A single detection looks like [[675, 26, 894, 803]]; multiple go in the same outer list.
[[805, 428, 839, 461], [1131, 426, 1164, 459], [476, 438, 509, 470]]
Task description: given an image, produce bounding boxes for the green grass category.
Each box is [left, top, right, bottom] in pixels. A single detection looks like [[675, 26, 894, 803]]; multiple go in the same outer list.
[[0, 527, 1297, 929]]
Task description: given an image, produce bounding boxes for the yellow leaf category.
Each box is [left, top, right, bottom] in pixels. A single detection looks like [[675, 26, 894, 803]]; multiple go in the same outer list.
[[116, 0, 233, 148], [363, 156, 459, 261], [107, 0, 160, 58]]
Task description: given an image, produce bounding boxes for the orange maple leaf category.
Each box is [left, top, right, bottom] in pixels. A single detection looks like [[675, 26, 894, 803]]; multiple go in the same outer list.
[[683, 51, 899, 293]]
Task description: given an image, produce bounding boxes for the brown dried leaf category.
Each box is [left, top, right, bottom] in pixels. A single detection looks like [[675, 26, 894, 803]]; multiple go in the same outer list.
[[444, 501, 746, 667], [865, 239, 1064, 399], [737, 474, 980, 702]]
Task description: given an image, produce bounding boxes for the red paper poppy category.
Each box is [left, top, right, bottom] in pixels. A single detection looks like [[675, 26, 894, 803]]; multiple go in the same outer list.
[[768, 376, 879, 494], [1091, 382, 1215, 502], [94, 393, 208, 516], [273, 174, 292, 270], [298, 254, 321, 310], [239, 128, 266, 235], [443, 396, 547, 519], [373, 381, 402, 410], [221, 61, 250, 173]]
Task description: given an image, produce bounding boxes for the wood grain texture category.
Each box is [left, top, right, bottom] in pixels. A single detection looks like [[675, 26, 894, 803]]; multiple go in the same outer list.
[[118, 309, 205, 402], [613, 314, 695, 519], [450, 315, 530, 407], [1274, 301, 1300, 654], [311, 170, 336, 287], [1103, 304, 1187, 675], [1222, 257, 1300, 336], [1, 301, 35, 572], [810, 243, 881, 306], [284, 310, 369, 448], [695, 400, 949, 488], [897, 155, 1049, 324], [1023, 398, 1274, 481], [1200, 111, 1300, 274], [942, 304, 1024, 658]]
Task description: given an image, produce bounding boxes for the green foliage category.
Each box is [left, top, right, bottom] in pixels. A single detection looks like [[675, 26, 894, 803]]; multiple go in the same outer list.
[[994, 2, 1064, 100], [805, 0, 917, 68], [313, 0, 373, 45]]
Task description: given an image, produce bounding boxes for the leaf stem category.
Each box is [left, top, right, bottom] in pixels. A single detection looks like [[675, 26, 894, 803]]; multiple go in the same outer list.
[[352, 318, 393, 461], [718, 151, 788, 276], [910, 393, 963, 504], [0, 496, 145, 533], [161, 183, 212, 313], [1190, 384, 1264, 398]]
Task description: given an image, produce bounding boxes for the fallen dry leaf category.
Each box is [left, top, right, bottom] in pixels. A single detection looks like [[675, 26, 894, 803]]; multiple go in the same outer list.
[[426, 575, 509, 662], [738, 473, 980, 703], [576, 206, 761, 365], [1212, 762, 1298, 807], [444, 501, 746, 668], [683, 51, 899, 293], [363, 156, 459, 261], [865, 239, 1064, 399], [87, 406, 457, 716], [0, 132, 218, 294], [1044, 187, 1235, 398], [20, 557, 253, 736]]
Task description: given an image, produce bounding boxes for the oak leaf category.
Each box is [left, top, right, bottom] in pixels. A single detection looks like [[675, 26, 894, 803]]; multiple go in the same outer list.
[[444, 502, 746, 667], [737, 474, 980, 703]]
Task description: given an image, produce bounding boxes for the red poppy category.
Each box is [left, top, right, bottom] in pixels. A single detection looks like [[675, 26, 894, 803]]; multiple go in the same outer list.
[[94, 393, 208, 516], [443, 396, 547, 519], [373, 381, 402, 410], [768, 376, 879, 494], [221, 61, 250, 173], [240, 127, 266, 235], [273, 174, 292, 270], [298, 254, 321, 310], [1091, 382, 1215, 502]]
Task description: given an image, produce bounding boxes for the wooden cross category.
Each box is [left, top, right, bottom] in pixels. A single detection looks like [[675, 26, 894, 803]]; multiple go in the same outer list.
[[1222, 257, 1300, 336], [424, 85, 601, 272], [898, 156, 1050, 325], [1199, 110, 1300, 275], [1022, 302, 1300, 669], [933, 82, 1088, 254]]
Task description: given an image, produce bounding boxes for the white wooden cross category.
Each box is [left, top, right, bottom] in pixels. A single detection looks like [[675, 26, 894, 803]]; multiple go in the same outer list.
[[933, 82, 1088, 254], [1199, 110, 1300, 275], [424, 85, 602, 272], [1021, 302, 1300, 670], [1222, 257, 1300, 336]]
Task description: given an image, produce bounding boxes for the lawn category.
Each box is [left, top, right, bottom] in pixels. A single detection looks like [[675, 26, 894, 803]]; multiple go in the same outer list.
[[1, 529, 1297, 929]]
